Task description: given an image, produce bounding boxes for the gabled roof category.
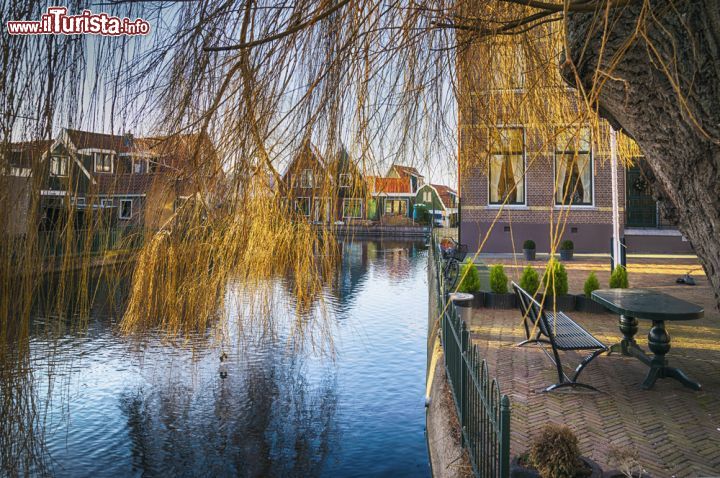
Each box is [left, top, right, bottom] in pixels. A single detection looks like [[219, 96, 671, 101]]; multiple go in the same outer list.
[[369, 176, 411, 194], [430, 183, 457, 208], [281, 141, 326, 180], [389, 164, 423, 178], [64, 128, 133, 153]]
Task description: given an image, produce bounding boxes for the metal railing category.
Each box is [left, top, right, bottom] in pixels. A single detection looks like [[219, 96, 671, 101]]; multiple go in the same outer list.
[[431, 236, 511, 478]]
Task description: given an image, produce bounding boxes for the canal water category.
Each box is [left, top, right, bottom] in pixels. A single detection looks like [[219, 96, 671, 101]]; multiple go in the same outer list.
[[3, 239, 431, 477]]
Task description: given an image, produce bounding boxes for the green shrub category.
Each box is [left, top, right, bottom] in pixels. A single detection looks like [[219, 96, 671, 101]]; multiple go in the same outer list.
[[519, 266, 540, 294], [583, 272, 600, 298], [542, 260, 569, 296], [489, 264, 508, 294], [528, 424, 583, 478], [523, 239, 536, 250], [457, 261, 481, 293], [560, 239, 574, 251], [610, 266, 629, 288]]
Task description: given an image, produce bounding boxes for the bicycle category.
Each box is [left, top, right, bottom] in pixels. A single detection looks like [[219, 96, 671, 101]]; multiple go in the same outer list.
[[440, 238, 468, 291]]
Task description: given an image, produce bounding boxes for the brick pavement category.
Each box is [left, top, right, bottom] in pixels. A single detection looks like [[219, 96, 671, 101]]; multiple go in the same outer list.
[[468, 257, 720, 477]]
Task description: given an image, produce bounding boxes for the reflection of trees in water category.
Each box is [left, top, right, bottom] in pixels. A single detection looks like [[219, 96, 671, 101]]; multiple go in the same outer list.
[[119, 348, 338, 477], [1, 270, 132, 478], [0, 344, 48, 477]]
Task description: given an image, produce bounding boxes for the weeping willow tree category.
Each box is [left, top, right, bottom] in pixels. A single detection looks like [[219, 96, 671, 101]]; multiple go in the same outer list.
[[3, 0, 715, 335], [1, 0, 719, 475]]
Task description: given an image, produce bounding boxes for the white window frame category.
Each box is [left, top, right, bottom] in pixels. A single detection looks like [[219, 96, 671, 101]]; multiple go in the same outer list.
[[312, 197, 329, 223], [294, 197, 311, 217], [384, 198, 408, 216], [300, 169, 314, 189], [50, 156, 69, 177], [119, 199, 133, 219], [342, 198, 363, 219], [339, 173, 351, 188], [132, 157, 148, 174], [553, 126, 595, 208], [93, 152, 114, 174], [71, 197, 86, 206], [486, 126, 527, 208], [101, 198, 114, 208]]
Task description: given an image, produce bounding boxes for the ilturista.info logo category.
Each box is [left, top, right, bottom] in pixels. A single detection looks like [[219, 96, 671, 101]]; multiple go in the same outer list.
[[7, 7, 150, 36]]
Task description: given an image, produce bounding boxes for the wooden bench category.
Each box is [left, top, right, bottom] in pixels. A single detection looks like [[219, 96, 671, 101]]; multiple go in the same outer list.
[[512, 282, 607, 392]]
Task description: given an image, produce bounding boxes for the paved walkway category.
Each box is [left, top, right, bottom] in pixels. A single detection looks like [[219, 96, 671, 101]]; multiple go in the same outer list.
[[468, 257, 720, 477]]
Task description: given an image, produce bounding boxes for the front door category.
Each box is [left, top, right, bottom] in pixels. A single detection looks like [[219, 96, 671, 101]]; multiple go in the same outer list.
[[625, 159, 657, 228]]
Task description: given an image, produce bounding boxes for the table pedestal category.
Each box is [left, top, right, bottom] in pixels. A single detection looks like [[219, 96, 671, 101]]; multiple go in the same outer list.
[[607, 315, 701, 390], [643, 320, 702, 391], [608, 315, 645, 358]]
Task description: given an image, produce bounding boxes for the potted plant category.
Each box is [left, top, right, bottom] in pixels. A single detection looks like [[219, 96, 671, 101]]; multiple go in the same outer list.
[[485, 264, 516, 309], [540, 260, 575, 310], [575, 272, 607, 313], [523, 239, 536, 261], [511, 424, 603, 478], [610, 265, 629, 288], [559, 239, 574, 260], [457, 261, 484, 308], [519, 265, 540, 295]]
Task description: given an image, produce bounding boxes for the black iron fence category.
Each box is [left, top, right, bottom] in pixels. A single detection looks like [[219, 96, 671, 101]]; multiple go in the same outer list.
[[430, 236, 511, 478]]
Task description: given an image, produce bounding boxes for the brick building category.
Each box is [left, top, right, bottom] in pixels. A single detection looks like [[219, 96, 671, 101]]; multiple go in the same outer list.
[[457, 31, 691, 255]]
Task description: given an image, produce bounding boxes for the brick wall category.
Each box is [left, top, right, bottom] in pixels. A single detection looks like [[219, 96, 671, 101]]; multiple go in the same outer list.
[[459, 123, 626, 253]]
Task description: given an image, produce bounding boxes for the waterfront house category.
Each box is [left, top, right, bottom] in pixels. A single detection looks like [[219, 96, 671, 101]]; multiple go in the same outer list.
[[456, 35, 691, 255], [281, 143, 368, 222], [367, 164, 424, 223], [36, 128, 220, 232], [415, 184, 458, 228]]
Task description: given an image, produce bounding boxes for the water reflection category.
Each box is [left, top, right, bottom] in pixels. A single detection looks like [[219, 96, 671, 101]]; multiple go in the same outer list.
[[119, 351, 338, 477], [1, 238, 430, 477]]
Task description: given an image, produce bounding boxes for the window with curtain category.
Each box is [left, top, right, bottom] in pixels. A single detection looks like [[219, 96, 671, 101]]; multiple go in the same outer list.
[[384, 199, 407, 216], [93, 152, 113, 173], [300, 169, 314, 188], [488, 127, 525, 205], [50, 156, 69, 176], [555, 127, 593, 205]]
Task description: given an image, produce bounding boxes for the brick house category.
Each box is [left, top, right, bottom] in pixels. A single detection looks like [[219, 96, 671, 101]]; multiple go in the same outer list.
[[457, 36, 691, 255], [281, 143, 367, 222], [3, 128, 221, 234]]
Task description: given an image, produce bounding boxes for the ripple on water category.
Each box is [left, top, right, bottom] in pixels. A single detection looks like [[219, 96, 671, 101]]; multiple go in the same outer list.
[[7, 240, 430, 477]]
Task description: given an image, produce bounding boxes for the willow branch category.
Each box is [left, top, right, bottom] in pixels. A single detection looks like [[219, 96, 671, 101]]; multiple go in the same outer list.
[[204, 0, 352, 52]]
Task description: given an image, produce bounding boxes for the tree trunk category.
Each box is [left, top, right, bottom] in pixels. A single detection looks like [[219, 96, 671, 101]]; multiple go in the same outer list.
[[563, 1, 720, 309]]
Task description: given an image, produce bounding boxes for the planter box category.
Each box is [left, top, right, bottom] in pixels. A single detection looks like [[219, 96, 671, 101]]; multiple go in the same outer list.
[[471, 291, 486, 308], [485, 292, 517, 309], [560, 249, 574, 260], [523, 248, 536, 261], [535, 294, 576, 311], [575, 294, 609, 314], [511, 456, 602, 478]]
